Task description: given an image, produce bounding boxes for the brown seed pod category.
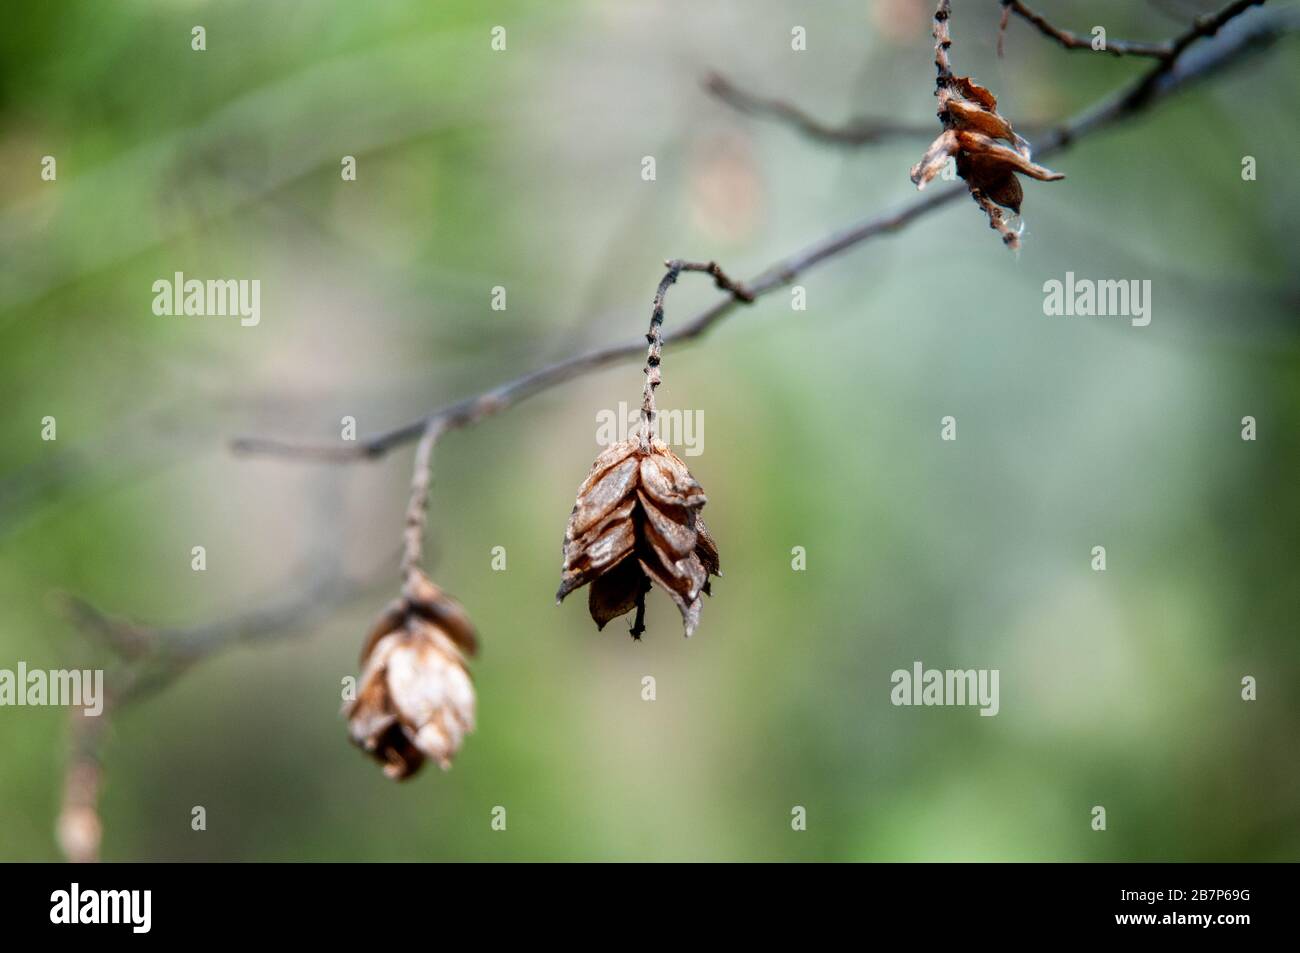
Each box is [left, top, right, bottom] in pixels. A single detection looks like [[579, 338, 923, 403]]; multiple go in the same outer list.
[[345, 568, 477, 779], [556, 260, 730, 639], [910, 0, 1063, 248], [557, 436, 720, 638]]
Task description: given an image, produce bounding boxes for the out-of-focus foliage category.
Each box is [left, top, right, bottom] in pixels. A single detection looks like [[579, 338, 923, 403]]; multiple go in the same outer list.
[[0, 0, 1297, 860]]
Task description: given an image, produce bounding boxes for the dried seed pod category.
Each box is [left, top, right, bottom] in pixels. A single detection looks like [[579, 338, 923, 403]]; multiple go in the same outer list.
[[346, 568, 477, 779], [556, 261, 732, 639], [557, 436, 719, 638], [910, 0, 1063, 248]]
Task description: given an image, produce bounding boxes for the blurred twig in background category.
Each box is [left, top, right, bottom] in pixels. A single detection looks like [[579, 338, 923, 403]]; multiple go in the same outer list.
[[998, 0, 1185, 58], [702, 72, 936, 146], [54, 564, 374, 861]]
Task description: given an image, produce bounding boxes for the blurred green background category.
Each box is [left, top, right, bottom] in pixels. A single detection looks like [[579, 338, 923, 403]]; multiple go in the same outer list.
[[1, 0, 1297, 861]]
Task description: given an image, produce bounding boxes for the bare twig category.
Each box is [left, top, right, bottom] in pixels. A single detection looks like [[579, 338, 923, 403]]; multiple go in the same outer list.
[[401, 420, 447, 578], [1147, 0, 1206, 22], [704, 72, 934, 146], [232, 1, 1291, 465], [57, 707, 111, 863], [59, 590, 325, 717], [640, 267, 678, 447], [53, 564, 380, 860], [59, 595, 156, 661], [998, 0, 1176, 59], [935, 0, 956, 84], [708, 71, 1050, 146], [639, 260, 751, 447], [1120, 0, 1272, 107]]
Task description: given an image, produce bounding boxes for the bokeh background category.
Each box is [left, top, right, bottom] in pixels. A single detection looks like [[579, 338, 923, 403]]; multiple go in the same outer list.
[[1, 0, 1297, 861]]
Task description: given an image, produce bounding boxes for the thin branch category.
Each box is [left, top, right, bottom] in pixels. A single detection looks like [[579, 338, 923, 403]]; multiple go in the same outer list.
[[231, 1, 1292, 466], [936, 0, 955, 85], [1147, 0, 1206, 22], [57, 707, 111, 863], [58, 569, 352, 673], [708, 70, 1050, 146], [704, 72, 934, 146], [59, 595, 157, 660], [998, 0, 1176, 59], [401, 420, 447, 578], [52, 562, 382, 861], [1122, 0, 1272, 107], [640, 266, 678, 446], [639, 260, 751, 447]]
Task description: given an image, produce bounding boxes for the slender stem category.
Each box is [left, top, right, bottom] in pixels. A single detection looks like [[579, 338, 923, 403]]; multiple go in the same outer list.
[[934, 0, 954, 89], [636, 260, 752, 448], [401, 419, 446, 577], [57, 706, 111, 863], [639, 263, 679, 447]]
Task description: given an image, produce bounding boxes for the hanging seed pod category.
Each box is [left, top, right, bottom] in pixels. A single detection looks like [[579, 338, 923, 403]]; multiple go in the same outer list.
[[557, 435, 720, 637], [345, 569, 478, 779], [910, 0, 1063, 248], [345, 422, 480, 780], [556, 261, 738, 639]]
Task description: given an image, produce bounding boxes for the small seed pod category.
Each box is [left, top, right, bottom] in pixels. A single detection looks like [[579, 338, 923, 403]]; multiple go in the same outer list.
[[345, 569, 477, 779], [556, 261, 732, 639], [557, 435, 720, 638], [910, 0, 1063, 248]]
